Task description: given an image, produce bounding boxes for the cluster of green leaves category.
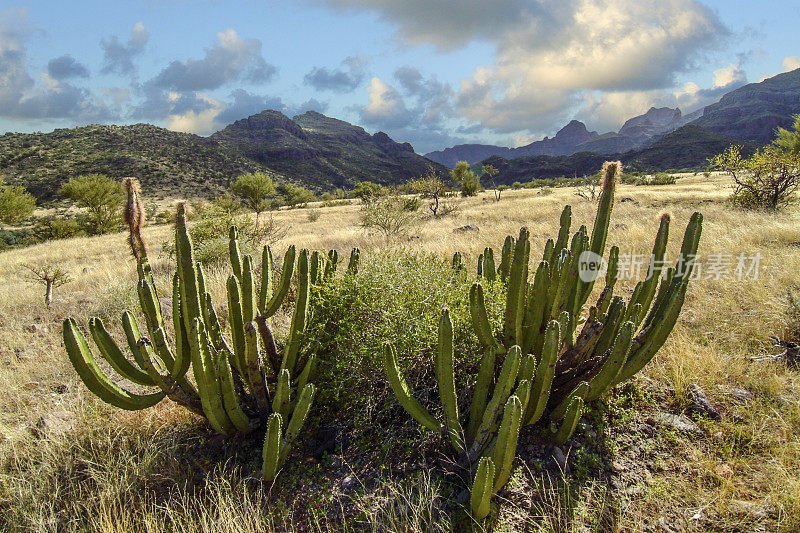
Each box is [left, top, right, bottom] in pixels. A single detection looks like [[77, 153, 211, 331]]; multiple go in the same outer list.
[[711, 144, 800, 210], [450, 161, 481, 197], [59, 174, 124, 234], [0, 179, 36, 226], [306, 249, 505, 416]]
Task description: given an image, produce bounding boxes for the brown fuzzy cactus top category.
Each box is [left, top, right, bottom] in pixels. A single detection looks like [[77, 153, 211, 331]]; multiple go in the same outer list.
[[123, 177, 147, 261]]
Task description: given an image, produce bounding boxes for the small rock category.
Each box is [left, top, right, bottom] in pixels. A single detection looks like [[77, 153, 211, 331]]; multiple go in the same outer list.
[[50, 383, 68, 394], [689, 383, 721, 420], [551, 446, 567, 472], [715, 464, 734, 477], [647, 413, 700, 433], [341, 475, 356, 489], [728, 387, 754, 404], [82, 267, 96, 274], [453, 224, 479, 233], [24, 324, 42, 334], [620, 197, 636, 203], [32, 410, 76, 438], [611, 461, 627, 473]]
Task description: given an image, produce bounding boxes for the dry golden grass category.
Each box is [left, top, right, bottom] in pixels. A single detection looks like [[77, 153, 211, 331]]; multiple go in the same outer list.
[[1, 173, 799, 531]]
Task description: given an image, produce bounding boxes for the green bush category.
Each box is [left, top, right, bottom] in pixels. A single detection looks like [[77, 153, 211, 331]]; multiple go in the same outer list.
[[402, 196, 421, 212], [32, 216, 84, 242], [59, 174, 124, 234], [306, 249, 505, 415]]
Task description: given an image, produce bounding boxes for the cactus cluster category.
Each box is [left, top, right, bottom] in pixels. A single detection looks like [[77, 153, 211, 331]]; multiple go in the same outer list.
[[384, 162, 703, 519], [63, 181, 355, 482]]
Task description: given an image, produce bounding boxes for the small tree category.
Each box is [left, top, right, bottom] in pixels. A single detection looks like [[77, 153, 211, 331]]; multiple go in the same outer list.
[[410, 172, 449, 217], [574, 174, 599, 201], [279, 183, 315, 208], [24, 263, 72, 308], [60, 174, 124, 234], [774, 114, 800, 154], [711, 145, 800, 210], [231, 171, 276, 225], [482, 164, 499, 185], [0, 180, 36, 226], [353, 181, 387, 203], [493, 185, 509, 202], [359, 195, 415, 240], [451, 161, 480, 197]]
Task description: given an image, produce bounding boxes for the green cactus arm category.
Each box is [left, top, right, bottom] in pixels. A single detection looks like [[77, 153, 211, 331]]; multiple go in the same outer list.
[[262, 413, 283, 483], [552, 206, 572, 262], [325, 249, 339, 280], [490, 395, 523, 493], [175, 205, 202, 329], [482, 247, 496, 282], [279, 383, 316, 464], [89, 317, 154, 386], [499, 236, 515, 283], [188, 318, 235, 435], [550, 397, 584, 445], [258, 245, 274, 315], [550, 381, 589, 421], [309, 250, 321, 285], [470, 457, 495, 520], [504, 228, 530, 346], [282, 249, 309, 374], [241, 255, 256, 325], [229, 226, 243, 280], [586, 321, 634, 401], [466, 345, 497, 445], [469, 345, 522, 459], [121, 311, 152, 372], [226, 275, 248, 376], [477, 253, 484, 277], [272, 369, 292, 421], [521, 261, 550, 357], [436, 309, 464, 453], [63, 318, 165, 411], [217, 348, 252, 433], [469, 283, 496, 349], [383, 343, 441, 433], [244, 322, 270, 413], [137, 278, 165, 336], [591, 297, 626, 359], [524, 321, 559, 425], [578, 164, 617, 305], [171, 274, 191, 379], [297, 353, 317, 395], [632, 214, 671, 322], [133, 336, 202, 416], [542, 239, 555, 265], [263, 245, 296, 318], [347, 247, 360, 275]]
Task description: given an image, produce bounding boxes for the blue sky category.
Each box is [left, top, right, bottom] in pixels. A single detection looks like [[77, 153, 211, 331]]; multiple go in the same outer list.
[[1, 0, 797, 153]]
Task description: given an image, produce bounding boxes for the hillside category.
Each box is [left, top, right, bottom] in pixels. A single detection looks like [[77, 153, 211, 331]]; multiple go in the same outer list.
[[624, 124, 759, 171], [0, 124, 270, 201], [691, 68, 800, 142], [479, 124, 756, 182], [212, 110, 446, 189]]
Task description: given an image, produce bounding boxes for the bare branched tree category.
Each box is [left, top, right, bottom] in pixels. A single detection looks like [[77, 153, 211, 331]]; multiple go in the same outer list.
[[24, 264, 72, 308]]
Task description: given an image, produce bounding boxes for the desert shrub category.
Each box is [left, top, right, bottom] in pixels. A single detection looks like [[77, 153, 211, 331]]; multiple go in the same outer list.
[[231, 171, 276, 223], [358, 195, 416, 240], [539, 187, 553, 196], [307, 249, 505, 415], [711, 145, 800, 210], [512, 181, 523, 190], [31, 215, 84, 242], [402, 196, 421, 212], [163, 200, 285, 265], [0, 227, 33, 250], [353, 181, 388, 203], [0, 180, 36, 225], [450, 161, 480, 197], [306, 208, 321, 222], [59, 174, 124, 234], [278, 182, 315, 207], [647, 173, 677, 185]]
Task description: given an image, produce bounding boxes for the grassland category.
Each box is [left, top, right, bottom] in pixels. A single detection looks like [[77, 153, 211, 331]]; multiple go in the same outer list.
[[1, 173, 798, 531]]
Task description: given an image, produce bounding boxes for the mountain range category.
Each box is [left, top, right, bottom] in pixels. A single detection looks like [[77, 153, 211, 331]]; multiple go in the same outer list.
[[426, 68, 800, 167], [0, 69, 798, 200]]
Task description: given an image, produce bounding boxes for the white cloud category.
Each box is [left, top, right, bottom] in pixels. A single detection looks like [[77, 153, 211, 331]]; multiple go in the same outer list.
[[166, 93, 225, 135], [360, 77, 411, 127], [783, 56, 800, 71]]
